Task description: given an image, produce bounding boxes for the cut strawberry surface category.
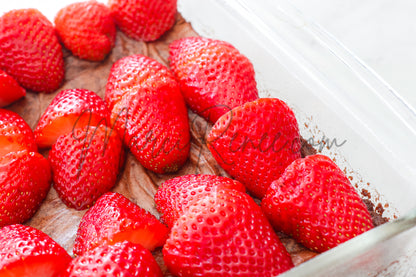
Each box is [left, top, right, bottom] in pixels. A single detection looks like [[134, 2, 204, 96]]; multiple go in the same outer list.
[[34, 88, 110, 148], [0, 70, 25, 107], [0, 109, 37, 157], [110, 228, 166, 251], [0, 256, 67, 277], [36, 113, 106, 149], [0, 224, 71, 277], [73, 192, 168, 256]]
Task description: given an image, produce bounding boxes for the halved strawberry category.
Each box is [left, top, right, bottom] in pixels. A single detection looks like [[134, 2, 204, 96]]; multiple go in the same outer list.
[[0, 9, 64, 93], [55, 0, 116, 61], [207, 98, 301, 198], [0, 70, 26, 107], [105, 54, 190, 174], [163, 189, 294, 276], [0, 109, 37, 157], [169, 36, 259, 123], [0, 224, 71, 277], [261, 154, 374, 253], [155, 174, 246, 228], [0, 150, 51, 227], [73, 192, 169, 256], [63, 241, 162, 277], [49, 125, 123, 210], [108, 0, 177, 41], [34, 88, 110, 148]]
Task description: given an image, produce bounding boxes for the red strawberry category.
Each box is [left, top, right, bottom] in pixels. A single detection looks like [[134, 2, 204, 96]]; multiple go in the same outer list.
[[34, 88, 111, 148], [0, 70, 26, 107], [163, 189, 294, 276], [63, 241, 162, 277], [49, 125, 123, 210], [0, 9, 64, 93], [0, 224, 71, 276], [73, 192, 169, 256], [169, 37, 259, 123], [0, 150, 51, 227], [207, 98, 301, 198], [155, 174, 246, 228], [108, 0, 176, 41], [105, 54, 190, 174], [0, 109, 37, 157], [261, 154, 374, 253], [55, 1, 116, 61]]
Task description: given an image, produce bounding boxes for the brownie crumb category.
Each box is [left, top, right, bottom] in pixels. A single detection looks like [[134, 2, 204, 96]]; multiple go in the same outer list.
[[364, 199, 374, 212], [276, 232, 319, 266], [363, 199, 388, 226], [361, 189, 371, 199], [375, 203, 385, 216], [300, 137, 317, 157]]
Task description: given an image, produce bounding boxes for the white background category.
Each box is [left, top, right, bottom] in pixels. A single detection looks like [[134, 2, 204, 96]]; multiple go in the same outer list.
[[291, 0, 416, 110]]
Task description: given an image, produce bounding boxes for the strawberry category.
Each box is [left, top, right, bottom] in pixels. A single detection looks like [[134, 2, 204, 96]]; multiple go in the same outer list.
[[73, 192, 169, 256], [108, 0, 177, 41], [163, 189, 294, 276], [0, 109, 37, 157], [48, 125, 123, 210], [207, 98, 301, 198], [55, 1, 116, 61], [155, 174, 246, 228], [0, 150, 51, 227], [63, 241, 162, 277], [0, 9, 64, 93], [0, 70, 26, 107], [169, 37, 259, 123], [34, 88, 111, 148], [0, 224, 71, 276], [105, 54, 190, 174], [261, 154, 374, 253]]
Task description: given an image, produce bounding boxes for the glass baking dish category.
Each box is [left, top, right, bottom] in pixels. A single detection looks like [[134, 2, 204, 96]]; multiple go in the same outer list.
[[3, 0, 416, 275], [179, 0, 416, 275]]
